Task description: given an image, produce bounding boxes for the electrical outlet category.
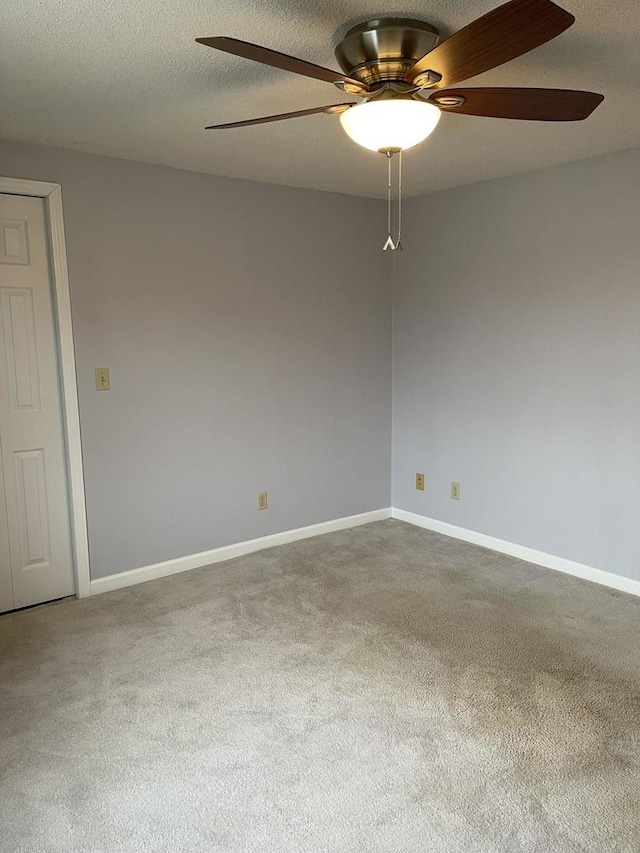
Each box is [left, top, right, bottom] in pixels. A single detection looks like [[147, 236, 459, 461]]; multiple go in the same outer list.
[[257, 490, 268, 511], [95, 368, 110, 391], [415, 472, 425, 491], [450, 481, 461, 501]]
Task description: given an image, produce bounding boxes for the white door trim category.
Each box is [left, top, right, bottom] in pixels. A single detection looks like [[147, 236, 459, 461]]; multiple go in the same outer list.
[[0, 176, 91, 598]]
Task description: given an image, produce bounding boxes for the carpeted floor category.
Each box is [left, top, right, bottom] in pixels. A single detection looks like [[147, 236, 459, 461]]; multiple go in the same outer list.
[[1, 519, 639, 852]]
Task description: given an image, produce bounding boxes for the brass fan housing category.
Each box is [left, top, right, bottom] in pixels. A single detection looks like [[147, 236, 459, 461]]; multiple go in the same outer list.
[[334, 18, 441, 87]]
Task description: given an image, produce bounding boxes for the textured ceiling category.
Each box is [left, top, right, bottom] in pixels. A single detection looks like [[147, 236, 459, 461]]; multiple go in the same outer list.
[[2, 0, 639, 197]]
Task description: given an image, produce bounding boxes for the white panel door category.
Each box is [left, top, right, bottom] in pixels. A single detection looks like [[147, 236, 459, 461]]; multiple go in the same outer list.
[[0, 194, 74, 611]]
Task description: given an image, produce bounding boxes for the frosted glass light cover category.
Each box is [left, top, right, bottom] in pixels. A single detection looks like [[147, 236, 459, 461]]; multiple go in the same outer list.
[[340, 99, 441, 152]]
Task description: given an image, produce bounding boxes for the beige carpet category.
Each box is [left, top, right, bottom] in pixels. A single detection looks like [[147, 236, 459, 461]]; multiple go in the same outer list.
[[1, 520, 639, 852]]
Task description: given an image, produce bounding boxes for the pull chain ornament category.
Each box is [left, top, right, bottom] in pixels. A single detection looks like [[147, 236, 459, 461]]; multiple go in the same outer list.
[[382, 149, 403, 251]]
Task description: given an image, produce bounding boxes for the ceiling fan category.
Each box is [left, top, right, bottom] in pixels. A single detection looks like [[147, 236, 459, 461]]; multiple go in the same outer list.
[[197, 0, 603, 147], [196, 0, 603, 248]]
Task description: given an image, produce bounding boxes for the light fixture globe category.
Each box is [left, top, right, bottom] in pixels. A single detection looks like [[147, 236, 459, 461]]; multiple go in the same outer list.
[[340, 98, 441, 153]]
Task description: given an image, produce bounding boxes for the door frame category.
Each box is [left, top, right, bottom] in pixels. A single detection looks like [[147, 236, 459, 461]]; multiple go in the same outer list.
[[0, 176, 91, 598]]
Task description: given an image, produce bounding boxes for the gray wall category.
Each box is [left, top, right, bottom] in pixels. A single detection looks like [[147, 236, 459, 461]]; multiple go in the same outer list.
[[4, 139, 638, 586], [0, 141, 392, 579], [393, 148, 640, 583]]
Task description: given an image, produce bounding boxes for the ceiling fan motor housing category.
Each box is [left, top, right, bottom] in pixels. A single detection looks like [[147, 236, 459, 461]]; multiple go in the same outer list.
[[335, 19, 441, 87]]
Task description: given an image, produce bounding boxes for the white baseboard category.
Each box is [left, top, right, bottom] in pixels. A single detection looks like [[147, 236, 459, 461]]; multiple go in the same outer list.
[[90, 508, 392, 595], [90, 505, 640, 600], [392, 508, 640, 598]]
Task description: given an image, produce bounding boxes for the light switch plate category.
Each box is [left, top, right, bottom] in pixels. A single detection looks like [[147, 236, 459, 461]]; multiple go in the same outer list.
[[95, 368, 110, 391]]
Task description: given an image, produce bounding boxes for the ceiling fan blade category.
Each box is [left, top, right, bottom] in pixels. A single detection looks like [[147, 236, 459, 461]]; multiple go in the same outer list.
[[205, 103, 355, 130], [430, 88, 604, 121], [196, 37, 368, 93], [408, 0, 575, 87]]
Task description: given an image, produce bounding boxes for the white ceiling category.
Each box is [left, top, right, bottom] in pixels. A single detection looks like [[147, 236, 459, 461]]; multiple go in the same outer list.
[[2, 0, 639, 198]]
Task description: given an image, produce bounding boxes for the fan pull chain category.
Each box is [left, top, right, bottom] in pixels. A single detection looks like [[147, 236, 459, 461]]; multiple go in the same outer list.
[[396, 149, 403, 251], [382, 150, 403, 252], [383, 151, 395, 251]]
